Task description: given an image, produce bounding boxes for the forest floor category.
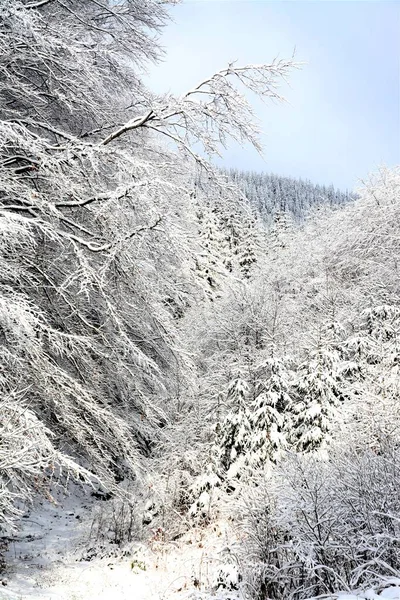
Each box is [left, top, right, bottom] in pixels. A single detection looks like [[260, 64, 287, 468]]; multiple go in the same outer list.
[[0, 485, 239, 600], [2, 486, 400, 600]]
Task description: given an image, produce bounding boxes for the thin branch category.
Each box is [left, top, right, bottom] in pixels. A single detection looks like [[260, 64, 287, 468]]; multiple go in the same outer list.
[[11, 119, 77, 143], [55, 194, 111, 208], [102, 110, 155, 145], [24, 0, 55, 8], [66, 217, 162, 252]]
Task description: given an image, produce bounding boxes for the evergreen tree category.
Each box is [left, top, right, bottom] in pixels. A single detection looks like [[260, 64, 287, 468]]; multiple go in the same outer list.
[[269, 210, 293, 251], [237, 216, 259, 278], [188, 463, 222, 521], [250, 392, 285, 466], [214, 373, 252, 479], [290, 349, 345, 453], [249, 358, 292, 466], [195, 208, 229, 298]]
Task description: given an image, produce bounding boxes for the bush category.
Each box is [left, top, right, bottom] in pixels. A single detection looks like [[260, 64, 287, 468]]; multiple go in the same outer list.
[[238, 443, 400, 599]]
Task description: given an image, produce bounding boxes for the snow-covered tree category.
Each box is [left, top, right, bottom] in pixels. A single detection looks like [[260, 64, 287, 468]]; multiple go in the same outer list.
[[249, 357, 292, 466], [188, 464, 222, 521], [214, 373, 253, 480], [237, 215, 260, 278], [290, 349, 346, 452], [195, 208, 230, 298], [269, 210, 294, 250], [250, 393, 285, 466], [0, 0, 299, 525]]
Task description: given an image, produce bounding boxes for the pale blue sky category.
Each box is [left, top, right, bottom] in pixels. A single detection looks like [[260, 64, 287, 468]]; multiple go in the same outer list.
[[146, 0, 400, 191]]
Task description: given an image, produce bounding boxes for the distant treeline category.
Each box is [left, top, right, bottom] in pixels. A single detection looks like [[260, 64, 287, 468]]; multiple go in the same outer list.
[[225, 168, 357, 223]]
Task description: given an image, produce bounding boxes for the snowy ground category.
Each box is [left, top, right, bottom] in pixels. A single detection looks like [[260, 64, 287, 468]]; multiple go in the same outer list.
[[0, 486, 240, 600], [334, 588, 400, 600], [1, 487, 400, 600]]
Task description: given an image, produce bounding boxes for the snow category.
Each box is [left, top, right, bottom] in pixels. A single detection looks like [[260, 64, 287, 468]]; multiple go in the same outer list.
[[336, 596, 365, 600], [1, 486, 240, 600], [379, 588, 400, 599], [303, 587, 400, 600]]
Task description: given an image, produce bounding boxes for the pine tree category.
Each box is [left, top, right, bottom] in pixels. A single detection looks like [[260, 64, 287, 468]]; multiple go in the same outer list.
[[269, 210, 293, 251], [195, 208, 230, 298], [250, 393, 285, 466], [237, 216, 259, 278], [362, 305, 400, 343], [188, 463, 222, 521], [290, 349, 345, 453], [249, 358, 291, 466], [214, 373, 252, 479]]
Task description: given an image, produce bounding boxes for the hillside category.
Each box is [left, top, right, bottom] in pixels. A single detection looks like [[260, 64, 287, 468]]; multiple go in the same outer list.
[[226, 168, 356, 224]]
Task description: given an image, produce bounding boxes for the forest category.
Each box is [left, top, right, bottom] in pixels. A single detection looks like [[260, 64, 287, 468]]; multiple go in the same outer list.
[[0, 1, 399, 599], [226, 169, 356, 224]]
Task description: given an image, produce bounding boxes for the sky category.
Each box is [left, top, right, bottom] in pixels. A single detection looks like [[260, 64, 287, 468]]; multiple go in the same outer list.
[[146, 0, 400, 191]]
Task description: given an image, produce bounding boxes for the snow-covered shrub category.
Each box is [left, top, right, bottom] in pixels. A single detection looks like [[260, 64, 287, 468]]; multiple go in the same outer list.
[[238, 443, 400, 600], [189, 466, 222, 522], [216, 562, 242, 592], [88, 493, 141, 549]]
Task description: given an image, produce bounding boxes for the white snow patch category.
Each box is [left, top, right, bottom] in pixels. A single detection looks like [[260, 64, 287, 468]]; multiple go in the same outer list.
[[380, 588, 400, 599]]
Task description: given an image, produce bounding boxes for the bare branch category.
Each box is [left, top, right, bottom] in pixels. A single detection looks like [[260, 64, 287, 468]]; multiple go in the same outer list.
[[66, 217, 162, 252], [102, 111, 155, 145], [24, 0, 55, 8]]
